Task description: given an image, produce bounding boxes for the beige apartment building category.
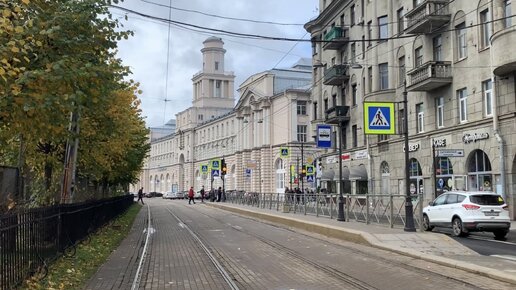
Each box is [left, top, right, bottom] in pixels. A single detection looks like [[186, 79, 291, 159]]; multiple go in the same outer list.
[[305, 0, 516, 219], [131, 37, 317, 196]]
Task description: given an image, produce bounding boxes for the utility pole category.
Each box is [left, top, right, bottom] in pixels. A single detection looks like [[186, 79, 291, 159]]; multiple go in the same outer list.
[[403, 83, 416, 232]]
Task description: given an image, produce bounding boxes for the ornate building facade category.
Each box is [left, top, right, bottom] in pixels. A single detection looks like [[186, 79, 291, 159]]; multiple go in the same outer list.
[[131, 37, 316, 195]]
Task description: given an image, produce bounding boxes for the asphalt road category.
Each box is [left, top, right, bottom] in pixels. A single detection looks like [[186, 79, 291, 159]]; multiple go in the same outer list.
[[134, 199, 516, 290], [431, 227, 516, 259]]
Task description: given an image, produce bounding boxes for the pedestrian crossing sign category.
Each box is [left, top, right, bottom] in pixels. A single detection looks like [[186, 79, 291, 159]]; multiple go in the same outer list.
[[280, 147, 290, 158], [306, 165, 314, 176], [211, 159, 221, 170], [200, 164, 209, 173], [364, 102, 395, 135]]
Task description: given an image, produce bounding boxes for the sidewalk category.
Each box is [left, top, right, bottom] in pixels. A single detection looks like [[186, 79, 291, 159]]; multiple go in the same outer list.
[[207, 202, 516, 285]]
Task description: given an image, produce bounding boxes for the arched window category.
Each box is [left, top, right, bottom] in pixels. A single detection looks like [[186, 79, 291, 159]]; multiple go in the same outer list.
[[409, 158, 424, 195], [380, 161, 390, 194], [467, 149, 492, 191]]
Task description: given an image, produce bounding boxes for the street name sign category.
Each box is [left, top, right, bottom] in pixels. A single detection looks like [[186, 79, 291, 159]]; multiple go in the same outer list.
[[437, 149, 464, 157]]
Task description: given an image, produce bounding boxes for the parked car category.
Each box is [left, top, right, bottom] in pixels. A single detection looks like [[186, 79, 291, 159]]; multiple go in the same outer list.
[[145, 191, 163, 198], [163, 191, 176, 199], [176, 191, 185, 200], [423, 191, 510, 239]]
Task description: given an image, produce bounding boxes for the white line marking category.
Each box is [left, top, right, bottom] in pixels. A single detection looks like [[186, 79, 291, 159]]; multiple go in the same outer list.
[[132, 204, 152, 290], [490, 255, 516, 262]]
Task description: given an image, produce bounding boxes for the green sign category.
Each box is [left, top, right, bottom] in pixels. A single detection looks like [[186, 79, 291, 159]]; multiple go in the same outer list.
[[200, 164, 209, 173], [306, 165, 315, 176], [280, 147, 290, 158], [210, 159, 221, 170]]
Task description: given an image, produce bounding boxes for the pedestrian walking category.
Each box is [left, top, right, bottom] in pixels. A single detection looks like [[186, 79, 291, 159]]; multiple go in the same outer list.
[[137, 187, 144, 205], [188, 186, 196, 204], [200, 186, 205, 203], [216, 186, 222, 202]]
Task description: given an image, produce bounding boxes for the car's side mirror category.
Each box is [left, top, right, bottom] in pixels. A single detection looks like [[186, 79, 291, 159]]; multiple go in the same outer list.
[[428, 201, 434, 206]]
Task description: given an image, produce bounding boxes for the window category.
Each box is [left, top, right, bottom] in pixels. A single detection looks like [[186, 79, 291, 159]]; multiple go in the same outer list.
[[313, 102, 318, 119], [332, 94, 337, 107], [505, 0, 512, 28], [397, 8, 404, 34], [367, 21, 372, 46], [480, 9, 491, 49], [398, 56, 405, 86], [457, 88, 468, 123], [378, 16, 388, 40], [352, 125, 358, 147], [215, 61, 219, 70], [351, 42, 356, 63], [368, 66, 373, 92], [433, 35, 442, 61], [378, 134, 389, 142], [456, 22, 467, 59], [341, 87, 346, 106], [482, 79, 493, 117], [351, 5, 356, 26], [340, 14, 345, 27], [352, 84, 357, 106], [379, 63, 389, 90], [324, 98, 329, 112], [436, 97, 444, 128], [297, 100, 307, 115], [297, 125, 307, 142], [215, 80, 222, 97], [415, 46, 423, 67], [416, 103, 424, 133], [361, 35, 365, 57], [198, 114, 204, 121]]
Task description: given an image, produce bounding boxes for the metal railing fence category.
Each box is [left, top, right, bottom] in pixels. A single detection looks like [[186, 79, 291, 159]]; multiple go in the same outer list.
[[226, 192, 423, 229], [0, 195, 134, 290]]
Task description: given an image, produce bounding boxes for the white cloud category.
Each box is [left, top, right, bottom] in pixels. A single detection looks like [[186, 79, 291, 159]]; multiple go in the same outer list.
[[113, 0, 318, 127]]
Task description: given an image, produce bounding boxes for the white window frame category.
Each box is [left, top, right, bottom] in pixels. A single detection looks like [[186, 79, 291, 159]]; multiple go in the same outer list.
[[416, 103, 424, 133], [458, 88, 468, 123], [482, 79, 493, 117], [297, 125, 307, 142], [297, 100, 307, 115], [436, 97, 444, 128], [456, 23, 467, 60], [415, 46, 423, 67]]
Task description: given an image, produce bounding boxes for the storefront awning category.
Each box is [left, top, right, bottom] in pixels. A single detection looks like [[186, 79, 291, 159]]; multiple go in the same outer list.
[[349, 165, 368, 180], [322, 167, 350, 181]]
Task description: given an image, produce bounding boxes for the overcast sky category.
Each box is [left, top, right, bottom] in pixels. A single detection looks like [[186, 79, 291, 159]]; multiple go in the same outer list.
[[111, 0, 318, 128]]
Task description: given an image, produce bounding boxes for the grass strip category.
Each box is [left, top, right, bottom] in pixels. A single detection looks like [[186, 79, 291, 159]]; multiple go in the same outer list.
[[22, 203, 142, 290]]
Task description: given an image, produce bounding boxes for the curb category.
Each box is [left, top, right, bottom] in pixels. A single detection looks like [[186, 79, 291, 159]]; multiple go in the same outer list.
[[209, 203, 516, 285]]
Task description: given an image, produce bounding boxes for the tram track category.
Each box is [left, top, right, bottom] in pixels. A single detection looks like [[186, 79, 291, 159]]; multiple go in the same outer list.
[[183, 206, 510, 290]]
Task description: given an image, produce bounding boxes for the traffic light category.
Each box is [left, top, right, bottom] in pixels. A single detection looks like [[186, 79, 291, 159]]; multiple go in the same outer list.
[[300, 165, 307, 177], [221, 158, 227, 175]]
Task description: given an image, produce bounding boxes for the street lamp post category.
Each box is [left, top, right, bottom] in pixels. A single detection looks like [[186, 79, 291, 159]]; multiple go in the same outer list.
[[403, 83, 416, 232], [337, 120, 345, 221]]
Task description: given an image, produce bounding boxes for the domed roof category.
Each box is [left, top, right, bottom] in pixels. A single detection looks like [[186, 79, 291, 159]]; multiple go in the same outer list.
[[203, 36, 223, 44]]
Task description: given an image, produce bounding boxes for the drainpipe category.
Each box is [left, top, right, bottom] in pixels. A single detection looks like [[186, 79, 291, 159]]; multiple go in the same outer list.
[[490, 36, 506, 201]]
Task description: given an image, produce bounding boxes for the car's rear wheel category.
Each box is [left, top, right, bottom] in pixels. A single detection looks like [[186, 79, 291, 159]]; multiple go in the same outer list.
[[422, 214, 434, 231], [493, 229, 508, 240], [452, 217, 468, 237]]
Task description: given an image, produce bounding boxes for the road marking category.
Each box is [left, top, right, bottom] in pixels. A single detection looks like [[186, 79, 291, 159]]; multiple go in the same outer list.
[[466, 235, 516, 246], [132, 204, 152, 290]]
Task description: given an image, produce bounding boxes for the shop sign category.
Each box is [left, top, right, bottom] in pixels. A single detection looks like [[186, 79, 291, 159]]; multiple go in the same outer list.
[[341, 153, 351, 161], [403, 142, 420, 152], [431, 136, 449, 148], [354, 150, 368, 160], [326, 156, 338, 164], [463, 132, 489, 144]]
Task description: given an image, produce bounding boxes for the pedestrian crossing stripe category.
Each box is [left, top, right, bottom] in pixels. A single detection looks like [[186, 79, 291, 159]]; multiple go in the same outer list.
[[364, 102, 395, 135]]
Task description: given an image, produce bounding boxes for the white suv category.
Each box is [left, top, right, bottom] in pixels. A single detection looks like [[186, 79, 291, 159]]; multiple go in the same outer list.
[[423, 191, 510, 239]]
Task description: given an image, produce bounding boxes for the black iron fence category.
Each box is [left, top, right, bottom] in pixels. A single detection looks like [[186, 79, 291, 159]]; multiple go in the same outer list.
[[0, 194, 134, 290]]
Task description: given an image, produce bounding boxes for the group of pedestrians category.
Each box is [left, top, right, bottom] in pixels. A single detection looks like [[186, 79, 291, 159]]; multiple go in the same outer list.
[[188, 186, 224, 204], [284, 187, 316, 204]]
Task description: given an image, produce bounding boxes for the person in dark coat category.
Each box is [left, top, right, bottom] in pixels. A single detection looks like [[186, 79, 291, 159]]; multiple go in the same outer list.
[[137, 187, 144, 205], [216, 187, 222, 202], [200, 186, 205, 203]]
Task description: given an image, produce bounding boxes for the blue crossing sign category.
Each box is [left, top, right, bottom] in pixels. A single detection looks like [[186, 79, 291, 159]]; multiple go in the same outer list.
[[280, 147, 290, 158], [364, 102, 395, 135], [211, 159, 221, 170], [212, 169, 220, 177], [306, 175, 315, 183], [200, 164, 208, 173]]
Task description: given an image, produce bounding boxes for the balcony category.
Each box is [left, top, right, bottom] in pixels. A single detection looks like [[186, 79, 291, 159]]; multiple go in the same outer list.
[[323, 65, 349, 86], [407, 61, 452, 91], [325, 106, 350, 125], [491, 26, 516, 76], [404, 0, 451, 34], [323, 26, 349, 50]]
